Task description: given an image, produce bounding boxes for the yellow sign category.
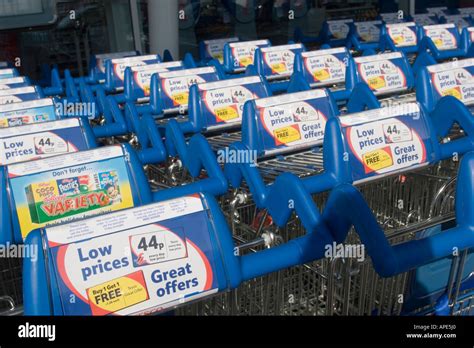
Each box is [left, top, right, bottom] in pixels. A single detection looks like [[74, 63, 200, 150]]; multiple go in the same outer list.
[[313, 69, 330, 81], [143, 85, 151, 96], [274, 125, 301, 144], [213, 53, 224, 63], [215, 106, 238, 121], [271, 62, 287, 74], [172, 92, 189, 106], [392, 36, 404, 45], [239, 56, 253, 67], [87, 271, 149, 315], [442, 87, 462, 100], [363, 147, 393, 173], [368, 76, 386, 90], [433, 38, 443, 48]]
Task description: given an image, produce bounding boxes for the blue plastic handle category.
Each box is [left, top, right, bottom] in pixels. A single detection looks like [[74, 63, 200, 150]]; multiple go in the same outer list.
[[42, 67, 64, 96], [429, 96, 474, 158], [63, 69, 80, 103], [161, 119, 228, 198], [418, 35, 466, 60], [346, 82, 381, 112], [91, 93, 128, 138], [322, 151, 474, 277], [123, 103, 167, 164]]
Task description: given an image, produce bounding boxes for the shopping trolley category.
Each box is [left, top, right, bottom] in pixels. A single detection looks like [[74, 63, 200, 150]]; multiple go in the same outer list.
[[248, 43, 306, 94], [344, 51, 416, 113], [103, 54, 162, 100], [0, 86, 43, 105], [294, 19, 353, 48], [0, 76, 32, 91], [123, 65, 223, 187], [288, 46, 352, 101], [0, 92, 220, 313], [2, 129, 226, 314], [411, 13, 438, 27], [47, 50, 140, 95], [440, 14, 473, 31], [379, 22, 421, 63], [182, 94, 474, 316], [416, 57, 474, 114], [413, 23, 469, 75], [462, 27, 474, 56], [0, 118, 97, 315], [378, 12, 408, 24], [0, 67, 19, 80], [218, 39, 271, 77], [130, 67, 260, 186], [0, 96, 130, 141], [347, 20, 383, 52], [0, 65, 77, 103], [77, 59, 209, 147], [87, 60, 192, 142], [199, 37, 239, 65], [22, 188, 335, 316], [158, 75, 271, 190]]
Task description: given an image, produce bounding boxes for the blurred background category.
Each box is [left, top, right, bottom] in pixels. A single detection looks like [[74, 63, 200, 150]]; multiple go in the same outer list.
[[0, 0, 469, 79]]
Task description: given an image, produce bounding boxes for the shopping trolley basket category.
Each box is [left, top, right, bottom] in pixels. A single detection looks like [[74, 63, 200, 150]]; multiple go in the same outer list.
[[181, 96, 474, 316], [0, 117, 224, 313], [78, 60, 194, 143], [179, 151, 473, 316], [125, 65, 222, 152], [90, 65, 221, 158], [0, 119, 117, 313], [23, 190, 344, 316], [143, 75, 271, 188]]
